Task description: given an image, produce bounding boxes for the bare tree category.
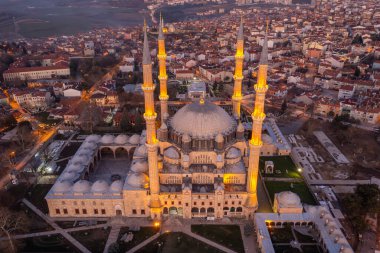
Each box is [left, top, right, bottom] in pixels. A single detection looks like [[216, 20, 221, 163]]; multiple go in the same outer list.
[[0, 207, 29, 253]]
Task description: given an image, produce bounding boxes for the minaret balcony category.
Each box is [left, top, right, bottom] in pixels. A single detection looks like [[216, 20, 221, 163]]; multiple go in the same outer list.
[[158, 75, 168, 81], [158, 54, 167, 60], [251, 111, 266, 121], [144, 112, 157, 120], [233, 75, 243, 81], [142, 85, 155, 91], [249, 138, 263, 147], [254, 84, 268, 92], [159, 94, 169, 101], [232, 94, 242, 101]]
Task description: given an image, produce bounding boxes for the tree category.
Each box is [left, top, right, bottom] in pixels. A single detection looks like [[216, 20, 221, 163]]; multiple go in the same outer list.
[[281, 99, 287, 113], [120, 109, 131, 132], [0, 207, 29, 253], [16, 121, 33, 150], [352, 34, 363, 45], [342, 184, 380, 233], [354, 67, 361, 77], [356, 184, 380, 213]]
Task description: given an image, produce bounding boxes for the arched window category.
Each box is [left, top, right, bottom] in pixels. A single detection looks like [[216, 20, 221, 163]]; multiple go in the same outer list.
[[236, 207, 243, 212], [200, 208, 206, 213], [163, 207, 168, 214], [230, 207, 235, 212], [191, 207, 199, 213], [207, 207, 214, 213]]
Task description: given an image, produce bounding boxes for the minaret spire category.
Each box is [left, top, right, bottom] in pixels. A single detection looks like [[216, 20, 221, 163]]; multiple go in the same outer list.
[[158, 13, 164, 40], [232, 16, 244, 119], [143, 23, 151, 65], [157, 14, 169, 124], [245, 18, 270, 215], [142, 21, 161, 219]]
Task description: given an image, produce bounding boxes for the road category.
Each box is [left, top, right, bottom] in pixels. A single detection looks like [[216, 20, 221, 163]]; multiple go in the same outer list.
[[0, 63, 121, 189]]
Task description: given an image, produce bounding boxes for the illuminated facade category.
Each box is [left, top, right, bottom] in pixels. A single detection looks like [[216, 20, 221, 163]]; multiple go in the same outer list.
[[45, 22, 287, 220]]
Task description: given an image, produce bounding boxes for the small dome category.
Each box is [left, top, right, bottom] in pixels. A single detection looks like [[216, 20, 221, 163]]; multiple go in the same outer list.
[[110, 180, 123, 192], [75, 149, 92, 160], [114, 134, 129, 145], [60, 171, 79, 181], [215, 133, 224, 143], [53, 180, 72, 192], [134, 145, 147, 157], [70, 155, 87, 165], [81, 142, 97, 150], [101, 134, 114, 145], [262, 134, 273, 144], [277, 191, 301, 207], [139, 136, 147, 145], [182, 134, 191, 142], [91, 180, 109, 193], [66, 164, 83, 172], [77, 149, 92, 156], [126, 173, 149, 188], [72, 180, 91, 193], [131, 159, 149, 173], [164, 147, 180, 159], [226, 147, 241, 159], [160, 122, 167, 130], [85, 135, 101, 143], [129, 134, 140, 145], [237, 122, 244, 132]]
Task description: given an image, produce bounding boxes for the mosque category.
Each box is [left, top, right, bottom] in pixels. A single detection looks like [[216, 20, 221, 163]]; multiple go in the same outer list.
[[45, 19, 291, 220]]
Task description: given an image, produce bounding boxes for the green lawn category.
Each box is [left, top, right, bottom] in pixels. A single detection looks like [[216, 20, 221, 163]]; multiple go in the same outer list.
[[136, 232, 223, 253], [191, 225, 244, 253], [70, 227, 111, 253], [260, 156, 301, 178], [269, 227, 295, 244], [273, 244, 301, 253], [294, 230, 317, 244], [26, 184, 53, 213], [265, 181, 317, 205], [13, 234, 79, 253], [117, 226, 158, 252]]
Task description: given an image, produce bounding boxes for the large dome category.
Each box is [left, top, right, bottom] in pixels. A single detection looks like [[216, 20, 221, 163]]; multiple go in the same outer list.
[[170, 101, 235, 138]]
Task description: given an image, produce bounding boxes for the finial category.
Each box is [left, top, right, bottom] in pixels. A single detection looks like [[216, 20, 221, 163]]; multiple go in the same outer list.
[[158, 13, 165, 40], [259, 18, 269, 65], [144, 18, 147, 31], [199, 97, 205, 105], [237, 15, 244, 41], [143, 21, 151, 65]]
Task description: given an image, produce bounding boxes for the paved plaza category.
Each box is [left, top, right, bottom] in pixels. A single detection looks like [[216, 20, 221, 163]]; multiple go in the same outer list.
[[0, 198, 258, 253]]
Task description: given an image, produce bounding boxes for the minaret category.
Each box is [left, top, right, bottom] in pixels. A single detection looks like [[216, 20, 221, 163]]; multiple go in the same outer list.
[[245, 21, 269, 214], [157, 14, 169, 123], [232, 17, 244, 120], [142, 23, 161, 219]]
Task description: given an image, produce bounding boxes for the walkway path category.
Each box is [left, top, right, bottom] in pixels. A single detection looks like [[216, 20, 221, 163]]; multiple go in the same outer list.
[[239, 224, 258, 253], [103, 225, 121, 253], [22, 199, 91, 253], [0, 223, 108, 241], [126, 233, 160, 253]]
